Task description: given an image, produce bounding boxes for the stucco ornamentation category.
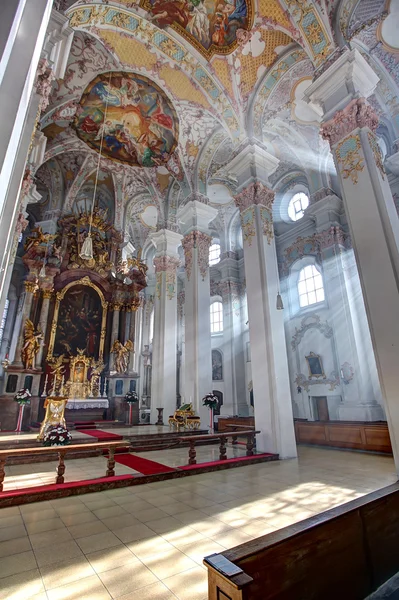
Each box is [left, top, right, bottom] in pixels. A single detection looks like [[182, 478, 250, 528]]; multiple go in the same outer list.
[[182, 231, 212, 281], [291, 314, 333, 351], [321, 98, 379, 147], [234, 182, 274, 244], [154, 255, 180, 300], [334, 134, 364, 185], [367, 131, 386, 180]]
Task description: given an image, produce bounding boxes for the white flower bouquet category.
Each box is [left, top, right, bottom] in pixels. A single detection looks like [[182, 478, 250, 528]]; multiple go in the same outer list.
[[43, 426, 72, 446], [14, 388, 32, 405]]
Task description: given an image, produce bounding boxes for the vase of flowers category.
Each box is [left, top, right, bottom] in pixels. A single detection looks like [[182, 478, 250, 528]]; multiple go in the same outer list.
[[125, 391, 139, 425], [43, 425, 72, 446], [14, 388, 32, 432], [202, 393, 218, 432]]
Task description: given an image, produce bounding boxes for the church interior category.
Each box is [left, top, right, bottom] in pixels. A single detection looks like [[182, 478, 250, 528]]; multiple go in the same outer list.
[[2, 0, 399, 598]]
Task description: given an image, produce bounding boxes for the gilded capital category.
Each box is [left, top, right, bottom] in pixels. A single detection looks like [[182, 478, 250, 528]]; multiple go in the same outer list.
[[25, 281, 38, 294], [321, 98, 379, 147], [42, 289, 53, 299]]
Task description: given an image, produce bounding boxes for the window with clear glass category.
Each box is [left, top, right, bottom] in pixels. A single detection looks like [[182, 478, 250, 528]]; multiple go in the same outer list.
[[210, 301, 223, 333], [288, 192, 309, 221], [209, 243, 221, 266], [298, 265, 325, 307]]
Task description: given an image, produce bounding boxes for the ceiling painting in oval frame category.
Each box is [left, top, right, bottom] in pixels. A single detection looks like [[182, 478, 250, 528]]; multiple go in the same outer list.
[[141, 0, 253, 58], [74, 72, 179, 168]]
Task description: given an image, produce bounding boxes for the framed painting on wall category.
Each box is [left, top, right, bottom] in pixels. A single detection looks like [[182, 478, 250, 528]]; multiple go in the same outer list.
[[306, 352, 326, 379]]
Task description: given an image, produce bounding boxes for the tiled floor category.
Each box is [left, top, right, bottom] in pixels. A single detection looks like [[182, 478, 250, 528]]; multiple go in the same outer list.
[[0, 446, 396, 599]]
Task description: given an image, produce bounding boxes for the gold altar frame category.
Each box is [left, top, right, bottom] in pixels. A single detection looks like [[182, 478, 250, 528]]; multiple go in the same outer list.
[[47, 276, 108, 361]]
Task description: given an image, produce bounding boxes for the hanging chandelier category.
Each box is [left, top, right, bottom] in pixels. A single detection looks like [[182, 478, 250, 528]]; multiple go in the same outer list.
[[80, 71, 112, 261]]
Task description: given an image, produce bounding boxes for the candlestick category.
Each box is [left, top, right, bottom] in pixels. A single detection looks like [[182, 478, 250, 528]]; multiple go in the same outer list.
[[42, 374, 48, 397], [51, 376, 56, 397], [60, 375, 64, 396]]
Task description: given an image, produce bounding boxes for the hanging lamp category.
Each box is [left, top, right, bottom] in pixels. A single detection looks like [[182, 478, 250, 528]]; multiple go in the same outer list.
[[80, 71, 112, 261]]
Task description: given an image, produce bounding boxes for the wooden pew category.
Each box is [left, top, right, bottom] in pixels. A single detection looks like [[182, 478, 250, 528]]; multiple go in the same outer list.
[[0, 441, 127, 491], [204, 482, 399, 600]]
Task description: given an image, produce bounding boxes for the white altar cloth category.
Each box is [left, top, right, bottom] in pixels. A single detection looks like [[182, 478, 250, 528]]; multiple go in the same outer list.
[[66, 398, 109, 410]]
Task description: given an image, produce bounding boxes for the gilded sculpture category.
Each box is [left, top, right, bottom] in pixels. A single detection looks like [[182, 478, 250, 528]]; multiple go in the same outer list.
[[111, 339, 133, 373], [21, 319, 43, 370]]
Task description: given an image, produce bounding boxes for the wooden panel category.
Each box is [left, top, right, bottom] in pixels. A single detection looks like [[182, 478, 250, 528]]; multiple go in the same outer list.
[[206, 484, 399, 600], [364, 428, 391, 450], [294, 420, 392, 454], [328, 426, 363, 445]]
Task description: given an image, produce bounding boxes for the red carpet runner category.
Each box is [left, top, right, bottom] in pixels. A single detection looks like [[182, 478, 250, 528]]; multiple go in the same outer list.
[[114, 453, 175, 475], [76, 429, 123, 441]]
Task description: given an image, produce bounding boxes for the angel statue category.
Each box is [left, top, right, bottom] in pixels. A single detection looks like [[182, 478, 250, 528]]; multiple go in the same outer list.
[[48, 355, 65, 395], [21, 319, 43, 369], [111, 339, 133, 374], [90, 359, 104, 398]]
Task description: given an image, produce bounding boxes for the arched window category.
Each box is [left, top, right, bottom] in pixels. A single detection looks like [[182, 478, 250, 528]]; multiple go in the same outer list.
[[210, 301, 223, 333], [209, 243, 221, 266], [298, 265, 324, 307], [288, 192, 309, 222]]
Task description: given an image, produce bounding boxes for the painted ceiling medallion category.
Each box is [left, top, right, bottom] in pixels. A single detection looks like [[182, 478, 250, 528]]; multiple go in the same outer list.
[[140, 0, 253, 58], [73, 72, 178, 168]]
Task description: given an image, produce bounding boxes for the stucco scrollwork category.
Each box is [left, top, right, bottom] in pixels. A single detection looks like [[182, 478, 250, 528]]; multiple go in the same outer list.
[[291, 314, 333, 351]]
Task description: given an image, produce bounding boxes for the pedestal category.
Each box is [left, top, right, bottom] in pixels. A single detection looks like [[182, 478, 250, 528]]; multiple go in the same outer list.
[[156, 407, 164, 425]]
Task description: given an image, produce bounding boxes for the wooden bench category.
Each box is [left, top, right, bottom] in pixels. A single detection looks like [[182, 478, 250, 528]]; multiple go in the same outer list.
[[204, 482, 399, 600], [0, 441, 127, 491], [178, 430, 260, 465]]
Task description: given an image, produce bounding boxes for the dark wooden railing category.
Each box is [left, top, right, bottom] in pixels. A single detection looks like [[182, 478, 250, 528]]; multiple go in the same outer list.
[[204, 483, 399, 600], [178, 430, 259, 465], [0, 441, 127, 491]]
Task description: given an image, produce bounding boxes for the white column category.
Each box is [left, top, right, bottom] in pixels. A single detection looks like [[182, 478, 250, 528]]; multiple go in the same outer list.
[[178, 200, 218, 425], [234, 182, 297, 457], [150, 229, 182, 423], [306, 48, 399, 471]]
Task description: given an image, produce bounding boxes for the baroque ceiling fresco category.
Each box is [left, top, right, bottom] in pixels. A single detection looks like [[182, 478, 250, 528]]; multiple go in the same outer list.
[[74, 71, 178, 167], [36, 0, 399, 253]]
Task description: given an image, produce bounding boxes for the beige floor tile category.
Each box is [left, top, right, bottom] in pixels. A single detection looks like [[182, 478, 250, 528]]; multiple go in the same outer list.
[[29, 527, 73, 549], [133, 507, 170, 523], [163, 565, 208, 600], [0, 568, 45, 599], [113, 522, 155, 543], [0, 549, 37, 579], [127, 536, 176, 560], [118, 499, 156, 513], [40, 555, 96, 590], [86, 545, 138, 573], [59, 511, 100, 527], [46, 574, 111, 600], [81, 499, 117, 511], [0, 524, 27, 542], [98, 562, 158, 597], [34, 539, 83, 568], [22, 508, 58, 523], [0, 506, 20, 517], [100, 514, 141, 530], [20, 501, 54, 513], [162, 525, 206, 547], [0, 515, 24, 529], [92, 505, 128, 520], [161, 502, 194, 516], [215, 528, 255, 548], [67, 520, 109, 539], [25, 517, 66, 535], [114, 580, 176, 600], [0, 535, 32, 559], [76, 531, 122, 554], [178, 538, 226, 564], [145, 516, 183, 534], [174, 510, 208, 525], [141, 548, 198, 580]]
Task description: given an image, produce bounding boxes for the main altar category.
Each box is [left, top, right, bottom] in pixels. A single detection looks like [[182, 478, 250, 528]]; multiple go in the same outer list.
[[0, 207, 147, 429]]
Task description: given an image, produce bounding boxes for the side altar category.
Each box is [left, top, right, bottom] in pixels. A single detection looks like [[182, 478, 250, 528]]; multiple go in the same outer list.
[[0, 208, 147, 429]]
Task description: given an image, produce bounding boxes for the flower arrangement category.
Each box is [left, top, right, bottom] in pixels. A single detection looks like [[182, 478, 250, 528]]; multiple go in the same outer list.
[[14, 388, 32, 405], [125, 391, 139, 403], [202, 393, 218, 410], [43, 426, 72, 446]]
